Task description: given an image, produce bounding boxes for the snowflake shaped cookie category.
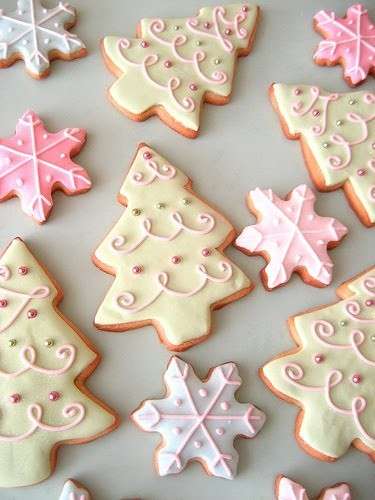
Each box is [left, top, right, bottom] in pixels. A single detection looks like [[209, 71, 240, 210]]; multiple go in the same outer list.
[[235, 184, 348, 289], [276, 476, 352, 500], [0, 0, 86, 78], [314, 4, 375, 86], [0, 110, 91, 223], [132, 357, 266, 479]]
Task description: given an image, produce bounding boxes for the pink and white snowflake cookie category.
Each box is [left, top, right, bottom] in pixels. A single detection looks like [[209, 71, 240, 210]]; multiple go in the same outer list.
[[131, 356, 266, 479], [275, 476, 352, 500], [0, 0, 87, 79], [59, 479, 92, 500], [0, 110, 91, 223], [235, 184, 348, 290], [313, 3, 375, 87]]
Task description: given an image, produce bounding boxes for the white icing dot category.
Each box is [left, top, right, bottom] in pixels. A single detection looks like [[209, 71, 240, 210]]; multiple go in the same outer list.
[[348, 19, 353, 25], [295, 254, 302, 262], [317, 239, 324, 245], [45, 174, 52, 182], [216, 428, 225, 436], [221, 402, 230, 411], [43, 8, 48, 14], [8, 27, 13, 33], [16, 178, 23, 187], [369, 24, 374, 30], [286, 206, 293, 213], [60, 153, 66, 159], [337, 31, 342, 36], [44, 38, 50, 45], [0, 156, 11, 167], [174, 398, 182, 407], [17, 139, 23, 146], [308, 214, 314, 221], [194, 440, 202, 448], [54, 22, 60, 28], [199, 388, 207, 398], [173, 427, 181, 435], [43, 133, 48, 139], [22, 39, 28, 45], [369, 55, 374, 61], [18, 9, 24, 15]]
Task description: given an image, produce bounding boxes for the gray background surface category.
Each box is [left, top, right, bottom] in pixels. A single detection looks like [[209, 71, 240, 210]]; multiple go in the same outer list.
[[0, 0, 374, 498]]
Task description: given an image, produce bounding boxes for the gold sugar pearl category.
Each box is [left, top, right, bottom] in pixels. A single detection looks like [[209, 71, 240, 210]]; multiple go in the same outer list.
[[156, 202, 166, 209], [322, 142, 329, 149], [348, 98, 357, 105], [336, 120, 343, 126], [44, 338, 54, 347], [182, 198, 191, 205], [132, 208, 142, 216], [8, 339, 17, 347]]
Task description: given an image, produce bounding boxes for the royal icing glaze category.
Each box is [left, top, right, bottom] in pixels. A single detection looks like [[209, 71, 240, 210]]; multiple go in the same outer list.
[[236, 184, 348, 288], [59, 479, 91, 500], [314, 4, 375, 86], [0, 0, 86, 78], [102, 4, 258, 134], [0, 110, 91, 223], [277, 476, 352, 500], [0, 239, 116, 488], [94, 145, 251, 349], [272, 84, 375, 226], [132, 357, 266, 479], [262, 267, 375, 460]]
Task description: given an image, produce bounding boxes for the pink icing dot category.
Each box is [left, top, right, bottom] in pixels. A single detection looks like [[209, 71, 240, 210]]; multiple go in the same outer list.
[[189, 83, 198, 91], [27, 309, 37, 319], [0, 299, 8, 308], [357, 168, 367, 176], [202, 248, 211, 257], [221, 402, 230, 411], [194, 440, 202, 448], [173, 427, 181, 435], [204, 22, 211, 29], [9, 393, 21, 404], [365, 299, 374, 306], [174, 398, 182, 407], [199, 388, 207, 398], [164, 60, 173, 68], [132, 265, 143, 274], [49, 391, 61, 401], [140, 40, 149, 48], [171, 255, 182, 264], [216, 427, 225, 436], [314, 353, 325, 364], [143, 151, 152, 160], [18, 265, 28, 275], [352, 373, 362, 384]]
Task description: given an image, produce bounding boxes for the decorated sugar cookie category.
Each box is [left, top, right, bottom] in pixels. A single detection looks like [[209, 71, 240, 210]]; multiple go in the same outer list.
[[313, 4, 375, 87], [93, 143, 251, 351], [261, 267, 375, 462], [0, 110, 91, 223], [132, 356, 266, 479], [0, 0, 87, 79], [270, 84, 375, 227], [235, 184, 348, 289], [275, 476, 352, 500], [0, 238, 118, 487], [101, 3, 259, 138], [59, 479, 91, 500]]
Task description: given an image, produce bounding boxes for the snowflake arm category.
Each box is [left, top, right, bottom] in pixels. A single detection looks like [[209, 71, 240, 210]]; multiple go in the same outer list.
[[314, 4, 375, 86], [0, 110, 91, 223], [59, 479, 91, 500], [0, 0, 86, 78], [276, 476, 352, 500], [236, 185, 347, 289], [132, 356, 265, 479]]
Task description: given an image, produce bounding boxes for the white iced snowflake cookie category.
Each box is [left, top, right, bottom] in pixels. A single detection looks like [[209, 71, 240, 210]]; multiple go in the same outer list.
[[132, 356, 266, 479], [236, 184, 348, 289], [0, 0, 87, 78], [0, 238, 118, 487], [276, 476, 352, 500], [93, 143, 251, 351], [59, 480, 91, 500], [102, 4, 259, 137], [270, 83, 375, 227]]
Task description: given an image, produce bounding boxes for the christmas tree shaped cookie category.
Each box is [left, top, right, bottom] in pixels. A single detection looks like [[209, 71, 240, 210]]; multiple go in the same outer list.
[[0, 0, 87, 79], [93, 144, 251, 351], [262, 267, 375, 462], [132, 357, 266, 479], [0, 238, 118, 488], [101, 4, 259, 138], [275, 475, 352, 500], [270, 84, 375, 226]]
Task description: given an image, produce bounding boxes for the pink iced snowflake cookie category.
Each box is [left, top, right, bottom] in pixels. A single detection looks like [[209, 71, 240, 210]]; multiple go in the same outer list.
[[0, 110, 91, 223], [275, 476, 352, 500], [235, 184, 348, 290], [313, 4, 375, 87], [132, 356, 266, 479]]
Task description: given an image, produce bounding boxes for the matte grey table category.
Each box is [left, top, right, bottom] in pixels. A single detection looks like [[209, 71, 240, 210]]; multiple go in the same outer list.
[[0, 0, 374, 499]]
